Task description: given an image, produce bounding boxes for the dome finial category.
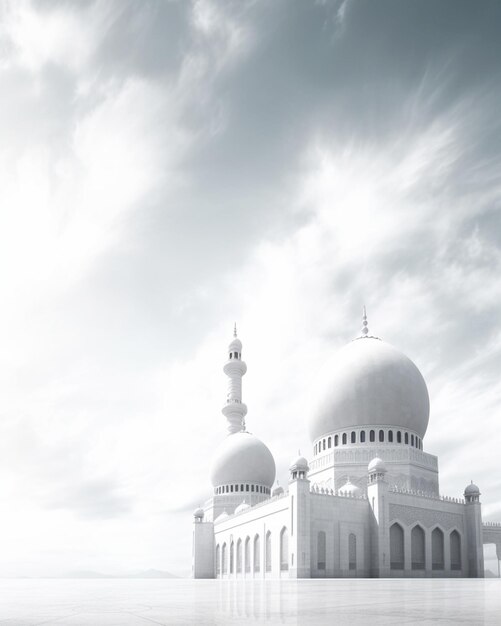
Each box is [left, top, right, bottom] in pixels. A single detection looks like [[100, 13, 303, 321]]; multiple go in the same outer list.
[[233, 322, 237, 337], [361, 306, 369, 336]]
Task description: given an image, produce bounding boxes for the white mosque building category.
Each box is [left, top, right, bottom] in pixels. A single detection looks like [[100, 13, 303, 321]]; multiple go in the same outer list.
[[192, 312, 501, 578]]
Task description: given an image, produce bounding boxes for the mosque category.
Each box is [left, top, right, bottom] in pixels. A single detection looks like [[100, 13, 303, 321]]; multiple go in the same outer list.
[[192, 311, 501, 578]]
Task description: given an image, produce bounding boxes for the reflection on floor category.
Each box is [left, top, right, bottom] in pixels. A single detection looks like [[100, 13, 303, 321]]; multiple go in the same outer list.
[[0, 579, 500, 625]]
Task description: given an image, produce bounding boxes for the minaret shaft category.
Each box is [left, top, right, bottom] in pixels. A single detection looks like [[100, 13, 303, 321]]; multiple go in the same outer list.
[[222, 329, 248, 434]]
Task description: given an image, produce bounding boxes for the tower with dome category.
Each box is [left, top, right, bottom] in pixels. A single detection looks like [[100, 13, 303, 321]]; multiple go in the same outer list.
[[192, 312, 501, 578]]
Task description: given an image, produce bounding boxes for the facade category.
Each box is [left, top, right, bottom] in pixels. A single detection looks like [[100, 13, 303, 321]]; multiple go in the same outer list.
[[192, 313, 501, 579]]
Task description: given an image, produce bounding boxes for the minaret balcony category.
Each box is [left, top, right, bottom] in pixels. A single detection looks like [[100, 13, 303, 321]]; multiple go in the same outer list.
[[222, 402, 248, 418]]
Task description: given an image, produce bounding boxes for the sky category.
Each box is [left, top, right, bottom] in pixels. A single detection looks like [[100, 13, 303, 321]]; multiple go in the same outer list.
[[0, 0, 501, 577]]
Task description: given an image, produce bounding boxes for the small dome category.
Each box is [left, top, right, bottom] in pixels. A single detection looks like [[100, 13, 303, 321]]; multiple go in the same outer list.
[[272, 484, 284, 497], [235, 501, 251, 514], [368, 457, 387, 474], [339, 478, 361, 496], [211, 431, 276, 488], [229, 336, 242, 352], [193, 507, 204, 519], [309, 337, 430, 441], [290, 454, 309, 471], [464, 482, 480, 495], [214, 511, 229, 523]]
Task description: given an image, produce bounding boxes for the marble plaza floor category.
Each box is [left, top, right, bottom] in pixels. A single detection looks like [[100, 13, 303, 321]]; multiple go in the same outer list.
[[0, 578, 500, 625]]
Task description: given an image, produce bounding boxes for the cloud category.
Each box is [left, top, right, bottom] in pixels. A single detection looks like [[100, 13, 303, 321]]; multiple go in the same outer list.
[[45, 477, 133, 520], [1, 0, 501, 576]]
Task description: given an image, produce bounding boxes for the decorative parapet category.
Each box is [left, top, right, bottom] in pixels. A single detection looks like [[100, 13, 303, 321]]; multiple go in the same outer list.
[[215, 490, 289, 524], [483, 521, 501, 528], [389, 486, 464, 504], [309, 484, 367, 500]]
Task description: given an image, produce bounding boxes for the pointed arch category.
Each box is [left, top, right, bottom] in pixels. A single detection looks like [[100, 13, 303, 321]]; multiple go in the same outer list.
[[431, 527, 444, 570], [348, 533, 357, 570], [450, 530, 461, 570], [253, 534, 260, 572], [317, 530, 326, 570], [236, 538, 242, 573], [265, 530, 272, 572], [411, 524, 425, 570], [222, 542, 227, 575], [245, 536, 251, 573], [216, 544, 221, 577], [230, 541, 234, 574], [390, 523, 404, 570], [280, 527, 289, 571]]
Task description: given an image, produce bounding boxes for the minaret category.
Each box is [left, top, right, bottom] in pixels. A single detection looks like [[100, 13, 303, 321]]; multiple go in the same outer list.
[[221, 324, 248, 434]]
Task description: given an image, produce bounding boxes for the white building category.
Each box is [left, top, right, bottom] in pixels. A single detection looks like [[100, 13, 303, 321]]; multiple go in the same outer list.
[[193, 313, 501, 578]]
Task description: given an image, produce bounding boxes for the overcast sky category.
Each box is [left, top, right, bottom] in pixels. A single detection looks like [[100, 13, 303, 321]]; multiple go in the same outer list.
[[1, 0, 501, 577]]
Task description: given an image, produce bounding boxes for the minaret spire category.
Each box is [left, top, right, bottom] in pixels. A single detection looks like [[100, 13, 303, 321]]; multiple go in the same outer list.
[[361, 306, 369, 336], [221, 326, 248, 434]]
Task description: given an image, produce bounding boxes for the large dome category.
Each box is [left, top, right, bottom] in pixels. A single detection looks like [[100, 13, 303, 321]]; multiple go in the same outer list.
[[210, 431, 276, 488], [309, 337, 430, 441]]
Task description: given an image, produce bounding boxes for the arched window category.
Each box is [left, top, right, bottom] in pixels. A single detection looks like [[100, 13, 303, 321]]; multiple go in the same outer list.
[[360, 430, 366, 443], [317, 531, 326, 570], [244, 537, 251, 573], [230, 485, 234, 492], [388, 430, 393, 443], [397, 431, 402, 443], [216, 544, 221, 576], [253, 535, 260, 572], [411, 525, 425, 570], [323, 439, 326, 450], [328, 436, 332, 448], [342, 433, 347, 445], [251, 485, 254, 492], [390, 523, 404, 570], [230, 541, 234, 574], [237, 539, 242, 573], [266, 531, 272, 572], [349, 533, 357, 570], [405, 432, 409, 444], [351, 431, 356, 444], [280, 527, 289, 571], [334, 435, 339, 447], [370, 430, 375, 442], [411, 434, 415, 447], [432, 528, 444, 570], [222, 543, 227, 575], [450, 530, 461, 570], [379, 430, 384, 442]]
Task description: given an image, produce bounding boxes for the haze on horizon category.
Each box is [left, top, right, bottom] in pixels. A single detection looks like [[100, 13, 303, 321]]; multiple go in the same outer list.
[[1, 0, 501, 577]]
